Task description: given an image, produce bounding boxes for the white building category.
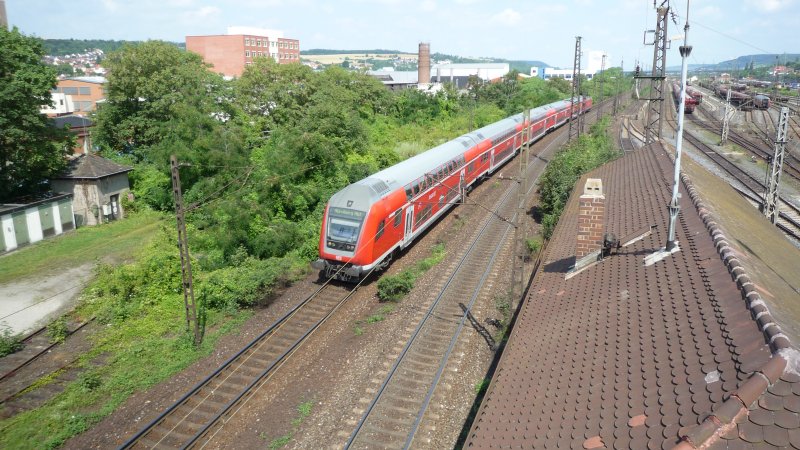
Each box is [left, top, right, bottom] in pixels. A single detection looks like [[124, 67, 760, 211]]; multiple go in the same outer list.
[[40, 92, 75, 116]]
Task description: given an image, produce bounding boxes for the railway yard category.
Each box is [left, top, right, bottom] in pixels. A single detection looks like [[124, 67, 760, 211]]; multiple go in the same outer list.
[[2, 87, 800, 449]]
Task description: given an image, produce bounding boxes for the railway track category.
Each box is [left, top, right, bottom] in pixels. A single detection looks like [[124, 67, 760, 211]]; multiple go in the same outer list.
[[691, 105, 800, 183], [345, 133, 547, 450], [0, 319, 93, 384], [666, 116, 800, 243], [120, 282, 362, 449]]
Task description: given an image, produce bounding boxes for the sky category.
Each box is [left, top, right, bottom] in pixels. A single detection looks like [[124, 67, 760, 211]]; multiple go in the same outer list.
[[6, 0, 799, 70]]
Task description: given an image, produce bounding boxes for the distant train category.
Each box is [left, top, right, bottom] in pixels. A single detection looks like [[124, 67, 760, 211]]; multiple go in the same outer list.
[[686, 86, 703, 104], [672, 83, 698, 114], [312, 96, 593, 281]]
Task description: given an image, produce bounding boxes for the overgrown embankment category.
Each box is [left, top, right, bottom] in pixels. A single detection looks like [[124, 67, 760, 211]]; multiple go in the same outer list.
[[538, 117, 622, 239]]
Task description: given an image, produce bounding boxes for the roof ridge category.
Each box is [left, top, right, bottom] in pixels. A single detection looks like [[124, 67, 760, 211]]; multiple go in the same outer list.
[[661, 145, 799, 449]]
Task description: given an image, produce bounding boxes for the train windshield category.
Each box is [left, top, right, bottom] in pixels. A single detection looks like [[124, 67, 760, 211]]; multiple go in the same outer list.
[[327, 207, 365, 244]]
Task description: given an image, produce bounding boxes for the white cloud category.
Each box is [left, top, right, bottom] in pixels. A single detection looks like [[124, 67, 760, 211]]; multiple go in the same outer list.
[[167, 0, 195, 6], [453, 0, 479, 4], [491, 8, 521, 26], [695, 6, 721, 17], [745, 0, 794, 12], [101, 0, 120, 11], [183, 6, 221, 20], [420, 0, 436, 12]]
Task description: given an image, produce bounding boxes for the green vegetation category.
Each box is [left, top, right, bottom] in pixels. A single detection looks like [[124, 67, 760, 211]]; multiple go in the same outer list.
[[474, 378, 490, 395], [376, 243, 446, 302], [538, 117, 622, 239], [525, 237, 542, 256], [0, 28, 72, 201], [46, 317, 68, 344], [42, 39, 183, 56], [0, 329, 23, 357]]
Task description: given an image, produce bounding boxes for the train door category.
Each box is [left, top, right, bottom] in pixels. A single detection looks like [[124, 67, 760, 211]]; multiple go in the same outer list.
[[459, 170, 466, 200], [403, 207, 414, 247]]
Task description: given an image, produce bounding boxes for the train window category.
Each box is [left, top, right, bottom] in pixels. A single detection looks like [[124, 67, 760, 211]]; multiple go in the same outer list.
[[393, 209, 402, 227], [467, 162, 474, 173], [405, 188, 412, 201], [376, 220, 385, 240], [413, 183, 420, 196]]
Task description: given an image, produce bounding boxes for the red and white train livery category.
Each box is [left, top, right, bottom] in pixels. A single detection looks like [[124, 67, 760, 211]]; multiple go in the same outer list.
[[312, 96, 593, 281]]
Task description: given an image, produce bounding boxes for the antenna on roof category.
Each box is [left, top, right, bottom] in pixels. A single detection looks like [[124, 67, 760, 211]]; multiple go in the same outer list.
[[646, 0, 691, 266]]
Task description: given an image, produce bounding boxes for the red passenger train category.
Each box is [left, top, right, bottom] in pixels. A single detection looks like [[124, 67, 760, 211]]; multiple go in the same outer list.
[[312, 96, 593, 281]]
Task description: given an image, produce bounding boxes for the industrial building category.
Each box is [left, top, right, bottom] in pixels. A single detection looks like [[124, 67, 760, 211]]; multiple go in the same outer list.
[[186, 27, 300, 78]]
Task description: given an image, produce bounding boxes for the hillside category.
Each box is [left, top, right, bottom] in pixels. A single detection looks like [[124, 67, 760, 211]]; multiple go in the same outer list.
[[43, 39, 184, 56]]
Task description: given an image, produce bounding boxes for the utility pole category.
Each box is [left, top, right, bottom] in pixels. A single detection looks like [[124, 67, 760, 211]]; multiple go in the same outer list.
[[720, 88, 732, 145], [510, 109, 530, 307], [170, 155, 201, 346], [642, 3, 670, 144], [664, 0, 691, 253], [762, 107, 790, 224], [568, 36, 583, 142], [613, 59, 623, 116], [596, 53, 607, 120]]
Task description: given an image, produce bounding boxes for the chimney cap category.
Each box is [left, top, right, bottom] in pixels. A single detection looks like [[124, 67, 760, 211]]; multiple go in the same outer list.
[[583, 178, 604, 197]]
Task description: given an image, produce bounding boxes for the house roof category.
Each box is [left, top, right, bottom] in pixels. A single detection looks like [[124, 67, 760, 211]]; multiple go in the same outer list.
[[66, 76, 107, 84], [54, 154, 132, 180], [50, 115, 94, 129], [465, 143, 800, 449]]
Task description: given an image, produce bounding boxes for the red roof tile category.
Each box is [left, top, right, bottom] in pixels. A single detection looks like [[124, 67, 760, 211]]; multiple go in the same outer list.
[[465, 144, 800, 449]]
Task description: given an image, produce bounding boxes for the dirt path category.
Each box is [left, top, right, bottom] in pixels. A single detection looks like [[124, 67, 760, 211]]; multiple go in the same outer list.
[[0, 263, 94, 336]]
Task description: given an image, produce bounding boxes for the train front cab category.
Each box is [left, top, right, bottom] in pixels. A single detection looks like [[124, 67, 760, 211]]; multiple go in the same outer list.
[[313, 183, 375, 281]]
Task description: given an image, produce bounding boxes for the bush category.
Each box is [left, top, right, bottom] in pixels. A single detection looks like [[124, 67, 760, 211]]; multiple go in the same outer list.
[[47, 317, 69, 344], [376, 271, 416, 302], [0, 328, 23, 357], [537, 117, 620, 239]]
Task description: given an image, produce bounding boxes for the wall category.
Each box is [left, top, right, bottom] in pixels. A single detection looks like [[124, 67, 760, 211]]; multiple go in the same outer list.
[[54, 79, 105, 113]]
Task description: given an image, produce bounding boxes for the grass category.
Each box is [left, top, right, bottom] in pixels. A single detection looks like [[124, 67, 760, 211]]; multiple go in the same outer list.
[[0, 223, 254, 449], [376, 242, 446, 302], [0, 210, 163, 284], [266, 400, 314, 449]]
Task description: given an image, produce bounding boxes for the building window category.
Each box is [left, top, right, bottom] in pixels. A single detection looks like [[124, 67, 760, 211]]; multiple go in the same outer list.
[[246, 50, 250, 57], [78, 87, 91, 95], [245, 38, 250, 46], [62, 87, 79, 95]]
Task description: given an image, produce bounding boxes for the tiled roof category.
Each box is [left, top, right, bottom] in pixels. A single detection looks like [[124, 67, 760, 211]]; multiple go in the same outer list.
[[465, 144, 800, 449], [54, 154, 132, 180], [50, 115, 94, 129]]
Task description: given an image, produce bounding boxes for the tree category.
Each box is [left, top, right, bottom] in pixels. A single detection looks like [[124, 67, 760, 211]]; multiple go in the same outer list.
[[0, 27, 72, 202], [94, 40, 227, 158]]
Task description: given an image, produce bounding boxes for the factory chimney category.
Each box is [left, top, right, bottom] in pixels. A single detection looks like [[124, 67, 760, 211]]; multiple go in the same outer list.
[[0, 0, 8, 30], [418, 42, 431, 85]]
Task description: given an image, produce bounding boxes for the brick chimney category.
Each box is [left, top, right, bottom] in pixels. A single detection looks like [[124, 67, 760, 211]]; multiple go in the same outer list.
[[576, 178, 605, 259]]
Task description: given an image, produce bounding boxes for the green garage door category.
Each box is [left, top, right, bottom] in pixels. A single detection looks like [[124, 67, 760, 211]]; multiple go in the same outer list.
[[59, 200, 74, 231], [39, 204, 55, 237], [12, 212, 29, 246]]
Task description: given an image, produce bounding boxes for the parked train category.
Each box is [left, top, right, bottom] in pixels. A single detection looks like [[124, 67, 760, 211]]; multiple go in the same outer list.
[[672, 83, 698, 113], [686, 86, 703, 104], [312, 96, 593, 281]]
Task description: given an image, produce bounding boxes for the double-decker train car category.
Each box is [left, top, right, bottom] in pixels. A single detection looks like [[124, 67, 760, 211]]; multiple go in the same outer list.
[[312, 96, 593, 281], [672, 83, 698, 114]]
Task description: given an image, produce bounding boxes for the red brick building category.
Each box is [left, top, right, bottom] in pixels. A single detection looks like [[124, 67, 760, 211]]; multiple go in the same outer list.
[[186, 27, 300, 78]]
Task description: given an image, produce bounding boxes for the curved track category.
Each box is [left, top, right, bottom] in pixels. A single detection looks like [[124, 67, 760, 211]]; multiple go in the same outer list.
[[665, 114, 800, 243], [693, 105, 800, 182], [120, 282, 361, 449]]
